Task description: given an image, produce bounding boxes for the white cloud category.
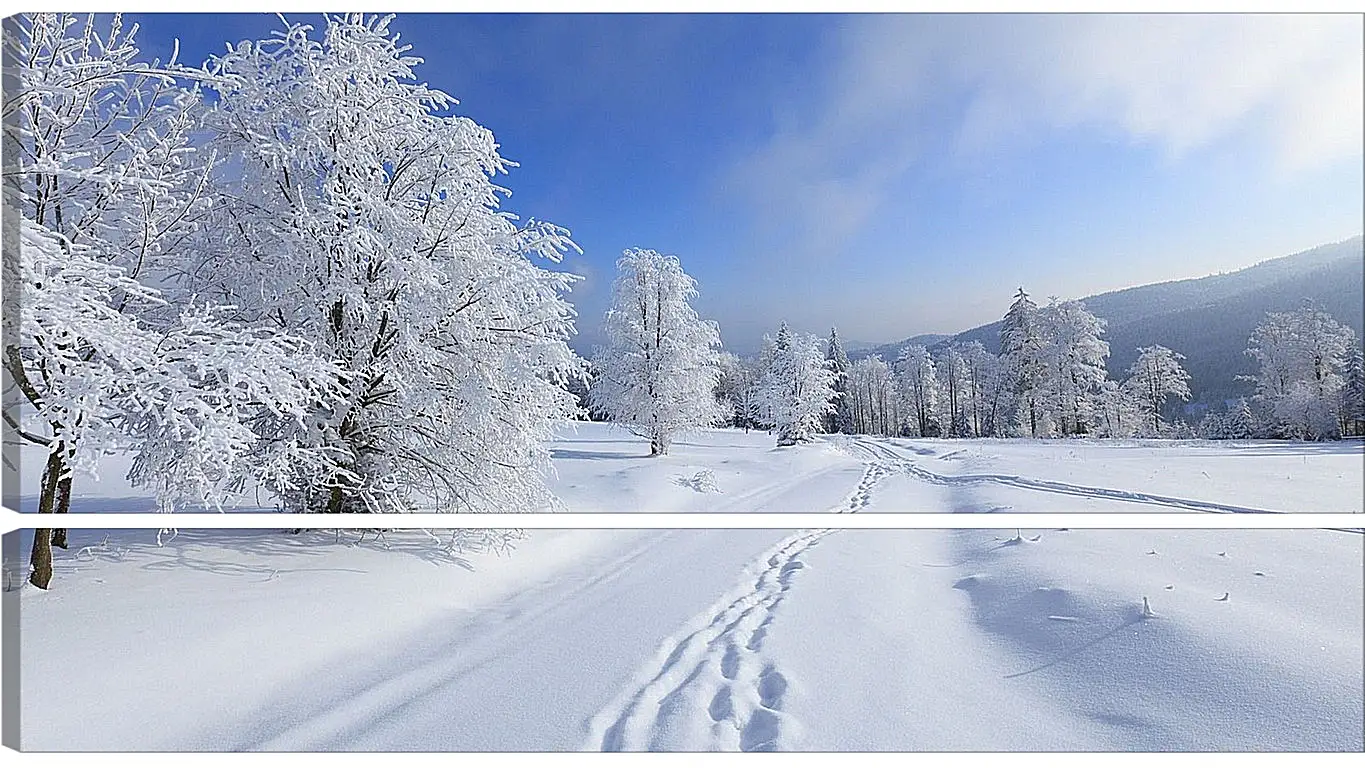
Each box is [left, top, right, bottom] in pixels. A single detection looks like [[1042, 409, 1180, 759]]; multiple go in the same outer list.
[[724, 13, 1363, 260], [949, 14, 1363, 168]]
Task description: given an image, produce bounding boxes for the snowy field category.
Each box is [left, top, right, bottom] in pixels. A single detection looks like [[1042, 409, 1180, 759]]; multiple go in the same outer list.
[[12, 421, 1365, 514], [549, 422, 1365, 514], [11, 525, 1362, 751], [10, 423, 1363, 750]]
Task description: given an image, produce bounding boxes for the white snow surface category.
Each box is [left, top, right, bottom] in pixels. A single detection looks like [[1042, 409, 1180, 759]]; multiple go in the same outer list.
[[10, 423, 1365, 750], [15, 421, 1362, 514], [13, 525, 1362, 751]]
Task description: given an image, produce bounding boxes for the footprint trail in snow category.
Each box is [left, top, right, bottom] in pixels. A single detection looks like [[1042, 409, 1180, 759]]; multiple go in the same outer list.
[[589, 529, 829, 752]]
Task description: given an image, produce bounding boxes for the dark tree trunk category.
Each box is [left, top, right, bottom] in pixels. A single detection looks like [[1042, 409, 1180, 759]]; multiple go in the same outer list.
[[52, 464, 72, 548], [327, 484, 345, 514], [29, 448, 65, 589], [29, 530, 52, 590]]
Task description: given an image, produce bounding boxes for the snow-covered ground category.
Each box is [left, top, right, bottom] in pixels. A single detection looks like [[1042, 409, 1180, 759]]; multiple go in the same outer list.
[[553, 423, 1363, 514], [15, 421, 1362, 514], [9, 423, 1364, 750], [11, 525, 1362, 751]]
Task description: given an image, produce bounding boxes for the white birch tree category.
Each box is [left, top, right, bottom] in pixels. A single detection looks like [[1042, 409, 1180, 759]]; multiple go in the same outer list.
[[963, 341, 1009, 437], [847, 356, 898, 436], [936, 344, 971, 437], [1095, 379, 1141, 438], [896, 345, 938, 437]]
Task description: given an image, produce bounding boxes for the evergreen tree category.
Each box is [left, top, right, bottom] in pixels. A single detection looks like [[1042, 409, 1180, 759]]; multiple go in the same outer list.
[[1342, 345, 1365, 437], [760, 324, 837, 446], [1000, 288, 1047, 437], [1197, 410, 1227, 439], [824, 328, 854, 434], [1225, 397, 1258, 439]]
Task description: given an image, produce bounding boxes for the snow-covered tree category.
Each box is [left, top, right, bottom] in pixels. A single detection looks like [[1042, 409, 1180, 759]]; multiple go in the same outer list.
[[936, 344, 972, 437], [565, 364, 602, 421], [896, 345, 939, 437], [759, 323, 837, 446], [963, 341, 1010, 437], [724, 347, 773, 435], [1094, 379, 1141, 438], [4, 14, 343, 587], [194, 14, 584, 510], [1245, 305, 1357, 440], [1124, 345, 1192, 437], [1199, 407, 1253, 440], [1225, 397, 1259, 439], [713, 351, 741, 426], [591, 249, 724, 455], [709, 349, 764, 431], [847, 356, 898, 436], [824, 327, 854, 434], [1342, 346, 1365, 437], [748, 335, 781, 431], [999, 288, 1047, 437], [1039, 299, 1110, 436]]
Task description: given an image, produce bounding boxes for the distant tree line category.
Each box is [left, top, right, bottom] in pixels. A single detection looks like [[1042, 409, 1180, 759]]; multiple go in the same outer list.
[[586, 268, 1364, 445]]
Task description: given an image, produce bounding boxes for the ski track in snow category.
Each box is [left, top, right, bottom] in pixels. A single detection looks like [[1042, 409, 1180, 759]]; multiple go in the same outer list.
[[590, 528, 832, 752], [709, 463, 850, 513], [239, 532, 682, 751], [848, 437, 1298, 516]]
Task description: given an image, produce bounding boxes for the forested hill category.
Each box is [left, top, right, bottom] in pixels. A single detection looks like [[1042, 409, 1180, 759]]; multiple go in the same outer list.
[[855, 236, 1364, 407]]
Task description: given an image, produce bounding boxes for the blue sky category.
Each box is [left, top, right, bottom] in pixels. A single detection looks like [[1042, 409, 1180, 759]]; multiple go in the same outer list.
[[127, 12, 1364, 354]]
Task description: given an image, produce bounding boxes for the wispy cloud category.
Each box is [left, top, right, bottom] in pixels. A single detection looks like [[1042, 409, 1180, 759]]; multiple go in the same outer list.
[[723, 14, 1363, 262], [945, 14, 1363, 167]]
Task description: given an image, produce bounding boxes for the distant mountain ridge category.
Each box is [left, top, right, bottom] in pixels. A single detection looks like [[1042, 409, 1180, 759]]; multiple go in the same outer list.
[[853, 333, 949, 354], [852, 236, 1364, 407]]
